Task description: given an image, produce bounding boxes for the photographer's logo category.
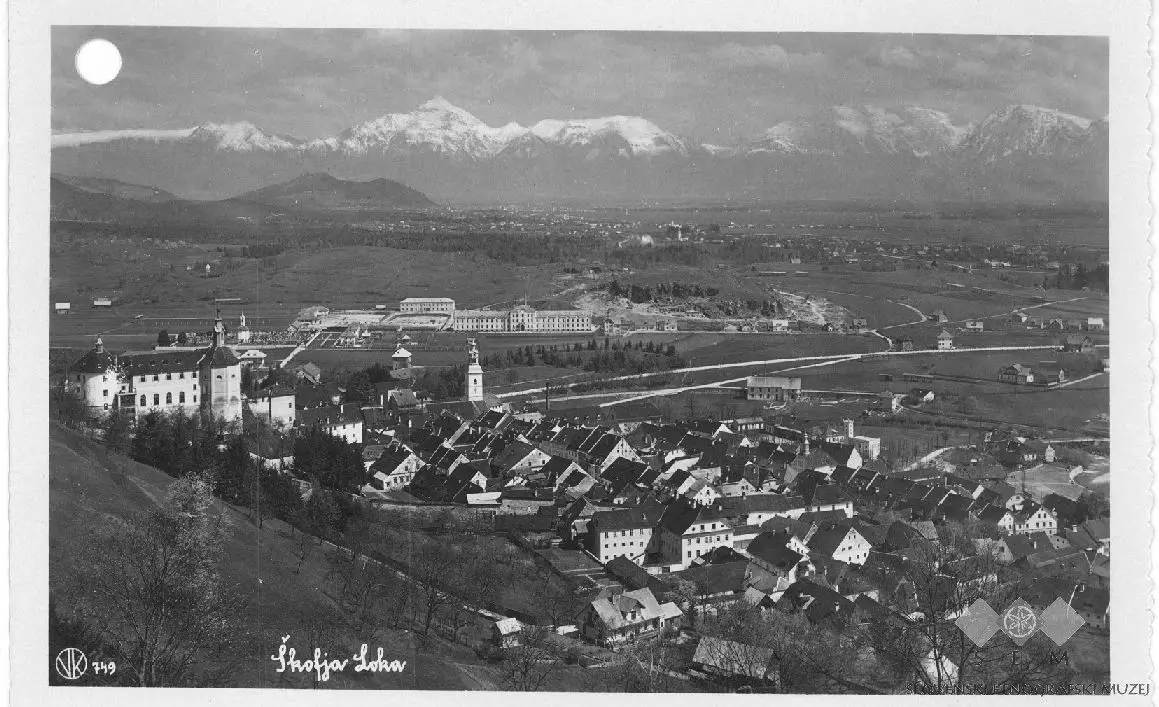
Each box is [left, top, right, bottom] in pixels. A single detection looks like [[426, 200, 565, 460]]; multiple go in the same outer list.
[[956, 598, 1085, 647], [55, 648, 88, 681]]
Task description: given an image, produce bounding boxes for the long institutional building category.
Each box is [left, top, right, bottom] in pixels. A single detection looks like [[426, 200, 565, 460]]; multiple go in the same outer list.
[[400, 298, 596, 333]]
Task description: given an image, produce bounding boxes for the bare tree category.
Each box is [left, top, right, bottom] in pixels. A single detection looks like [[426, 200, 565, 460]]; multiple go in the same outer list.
[[74, 472, 254, 686], [498, 626, 562, 691]]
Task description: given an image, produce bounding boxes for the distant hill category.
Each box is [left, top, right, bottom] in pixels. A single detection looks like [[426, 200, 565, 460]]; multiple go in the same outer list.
[[236, 172, 436, 209], [49, 176, 275, 224], [52, 174, 177, 203]]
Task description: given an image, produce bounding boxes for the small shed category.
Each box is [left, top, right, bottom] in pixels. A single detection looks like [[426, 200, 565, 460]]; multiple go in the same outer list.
[[54, 302, 71, 314]]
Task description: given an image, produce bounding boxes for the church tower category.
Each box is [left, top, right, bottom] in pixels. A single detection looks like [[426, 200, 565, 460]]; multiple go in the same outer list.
[[200, 311, 242, 424], [466, 338, 484, 402]]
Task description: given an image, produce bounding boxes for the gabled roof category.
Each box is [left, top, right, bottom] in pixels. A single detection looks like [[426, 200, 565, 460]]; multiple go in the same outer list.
[[746, 532, 805, 572], [657, 500, 730, 536], [590, 507, 654, 533], [807, 524, 861, 558], [691, 637, 776, 680]]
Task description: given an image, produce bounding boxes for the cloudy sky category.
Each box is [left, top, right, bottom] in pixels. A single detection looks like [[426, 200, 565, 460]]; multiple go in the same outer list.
[[52, 28, 1108, 144]]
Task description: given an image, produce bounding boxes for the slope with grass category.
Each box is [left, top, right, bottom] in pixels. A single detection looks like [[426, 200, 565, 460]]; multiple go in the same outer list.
[[48, 422, 479, 689]]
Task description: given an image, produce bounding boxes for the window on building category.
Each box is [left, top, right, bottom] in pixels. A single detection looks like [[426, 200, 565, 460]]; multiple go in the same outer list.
[[179, 392, 185, 404], [153, 394, 159, 406], [180, 372, 185, 379], [165, 392, 172, 404], [102, 389, 108, 397], [139, 395, 146, 406], [193, 395, 197, 403], [166, 373, 172, 380], [153, 375, 159, 382], [192, 371, 197, 379]]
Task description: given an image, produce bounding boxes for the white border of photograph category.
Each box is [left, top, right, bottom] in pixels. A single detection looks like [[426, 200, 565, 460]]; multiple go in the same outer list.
[[10, 0, 1153, 705]]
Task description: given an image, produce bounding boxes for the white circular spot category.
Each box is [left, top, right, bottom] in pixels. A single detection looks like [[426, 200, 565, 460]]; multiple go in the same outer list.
[[75, 39, 122, 86]]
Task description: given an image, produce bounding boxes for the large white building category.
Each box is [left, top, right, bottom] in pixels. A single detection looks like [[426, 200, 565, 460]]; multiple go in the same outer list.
[[67, 316, 243, 424], [400, 297, 455, 314], [453, 305, 595, 333]]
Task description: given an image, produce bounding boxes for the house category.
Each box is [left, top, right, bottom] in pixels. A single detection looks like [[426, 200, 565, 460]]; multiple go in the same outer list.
[[850, 318, 869, 332], [1061, 334, 1096, 354], [580, 431, 642, 474], [656, 501, 735, 569], [1002, 503, 1059, 536], [745, 376, 803, 402], [930, 310, 948, 323], [292, 362, 323, 385], [806, 522, 873, 565], [1037, 367, 1067, 386], [579, 588, 682, 646], [936, 330, 954, 350], [491, 440, 552, 478], [745, 531, 810, 589], [996, 440, 1038, 469], [964, 320, 985, 332], [775, 579, 856, 627], [368, 440, 423, 491], [54, 302, 71, 314], [895, 337, 915, 352], [492, 618, 523, 648], [998, 364, 1035, 385], [909, 388, 935, 404], [691, 636, 779, 687], [1085, 317, 1106, 331], [298, 404, 364, 445], [248, 384, 296, 428], [587, 508, 656, 565]]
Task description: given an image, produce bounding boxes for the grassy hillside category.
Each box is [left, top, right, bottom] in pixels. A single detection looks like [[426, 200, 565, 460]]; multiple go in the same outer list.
[[48, 422, 482, 689]]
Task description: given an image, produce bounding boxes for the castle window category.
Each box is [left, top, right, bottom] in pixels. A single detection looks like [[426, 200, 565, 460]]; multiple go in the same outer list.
[[153, 394, 159, 406], [140, 395, 146, 406], [166, 392, 172, 404], [179, 392, 185, 404], [217, 375, 222, 380]]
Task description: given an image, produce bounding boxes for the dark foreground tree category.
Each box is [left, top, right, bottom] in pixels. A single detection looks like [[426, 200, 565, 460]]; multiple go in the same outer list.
[[73, 472, 253, 686]]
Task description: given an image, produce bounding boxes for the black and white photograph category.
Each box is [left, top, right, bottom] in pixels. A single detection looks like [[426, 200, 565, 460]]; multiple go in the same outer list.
[[9, 1, 1154, 701]]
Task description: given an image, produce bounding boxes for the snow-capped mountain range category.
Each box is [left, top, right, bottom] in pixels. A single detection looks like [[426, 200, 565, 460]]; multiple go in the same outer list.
[[51, 97, 1107, 203]]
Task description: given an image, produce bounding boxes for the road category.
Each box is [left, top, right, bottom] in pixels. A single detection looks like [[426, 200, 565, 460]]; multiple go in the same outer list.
[[496, 343, 1102, 403]]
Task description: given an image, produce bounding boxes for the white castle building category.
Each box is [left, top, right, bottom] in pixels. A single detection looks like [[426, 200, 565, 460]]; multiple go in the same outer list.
[[67, 314, 243, 424]]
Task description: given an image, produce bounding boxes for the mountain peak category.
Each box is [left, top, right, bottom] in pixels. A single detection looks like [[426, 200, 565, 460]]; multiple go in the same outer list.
[[190, 121, 299, 151]]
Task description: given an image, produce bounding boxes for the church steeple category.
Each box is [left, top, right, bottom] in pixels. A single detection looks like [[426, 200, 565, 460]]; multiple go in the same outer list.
[[213, 309, 226, 348], [466, 338, 484, 402]]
